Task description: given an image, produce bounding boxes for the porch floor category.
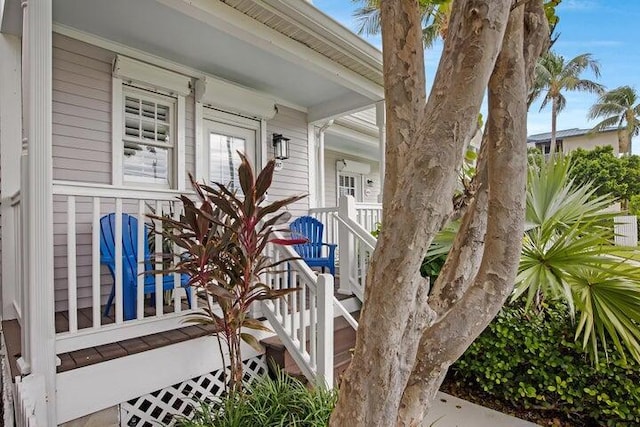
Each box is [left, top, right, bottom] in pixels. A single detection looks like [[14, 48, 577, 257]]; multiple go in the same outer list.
[[2, 301, 219, 380], [2, 273, 351, 380]]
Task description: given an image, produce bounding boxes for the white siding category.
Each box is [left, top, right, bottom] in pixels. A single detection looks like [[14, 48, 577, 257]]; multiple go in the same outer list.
[[324, 149, 380, 206], [53, 33, 114, 184], [49, 36, 311, 311], [267, 105, 310, 218]]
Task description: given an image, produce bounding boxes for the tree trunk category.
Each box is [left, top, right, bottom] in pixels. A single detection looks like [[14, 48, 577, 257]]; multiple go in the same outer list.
[[549, 97, 558, 156], [330, 1, 514, 426], [618, 128, 631, 155], [330, 1, 549, 425]]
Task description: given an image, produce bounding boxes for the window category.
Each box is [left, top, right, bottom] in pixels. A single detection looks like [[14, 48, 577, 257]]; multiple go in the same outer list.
[[122, 88, 176, 187], [203, 114, 258, 195], [112, 55, 191, 189], [338, 173, 361, 201]]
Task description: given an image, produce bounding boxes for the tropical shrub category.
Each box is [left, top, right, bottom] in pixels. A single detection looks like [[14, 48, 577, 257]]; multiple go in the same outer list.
[[150, 154, 305, 393], [176, 370, 337, 427], [450, 303, 640, 427], [426, 156, 640, 363]]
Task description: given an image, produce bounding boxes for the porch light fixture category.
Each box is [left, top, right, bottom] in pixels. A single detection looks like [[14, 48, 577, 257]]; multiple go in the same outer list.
[[272, 133, 290, 160]]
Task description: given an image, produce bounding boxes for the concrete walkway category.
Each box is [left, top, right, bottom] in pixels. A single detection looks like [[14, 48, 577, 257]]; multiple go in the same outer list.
[[422, 392, 540, 427]]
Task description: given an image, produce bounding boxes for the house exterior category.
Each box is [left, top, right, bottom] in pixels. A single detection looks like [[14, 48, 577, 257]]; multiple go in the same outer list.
[[0, 0, 385, 425], [527, 127, 620, 156]]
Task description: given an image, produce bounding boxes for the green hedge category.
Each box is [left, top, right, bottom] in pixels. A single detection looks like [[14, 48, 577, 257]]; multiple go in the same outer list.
[[450, 303, 640, 426]]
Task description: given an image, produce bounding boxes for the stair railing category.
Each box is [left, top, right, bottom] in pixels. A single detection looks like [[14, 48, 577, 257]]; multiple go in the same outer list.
[[336, 195, 378, 300], [261, 233, 334, 387]]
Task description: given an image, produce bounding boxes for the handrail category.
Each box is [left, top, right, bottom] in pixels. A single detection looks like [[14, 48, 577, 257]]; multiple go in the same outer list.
[[52, 180, 194, 200], [333, 297, 358, 329], [355, 202, 382, 210], [269, 230, 320, 287], [332, 212, 377, 251], [308, 206, 338, 214]]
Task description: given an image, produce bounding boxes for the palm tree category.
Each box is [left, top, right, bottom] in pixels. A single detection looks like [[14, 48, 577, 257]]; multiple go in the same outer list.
[[531, 52, 604, 156], [425, 157, 640, 363], [589, 85, 640, 155], [351, 0, 451, 48]]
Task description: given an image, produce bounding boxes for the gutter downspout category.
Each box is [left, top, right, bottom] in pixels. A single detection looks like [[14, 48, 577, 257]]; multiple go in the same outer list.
[[316, 120, 334, 207]]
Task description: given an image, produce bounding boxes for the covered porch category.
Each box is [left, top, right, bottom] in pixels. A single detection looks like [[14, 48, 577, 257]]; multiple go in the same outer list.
[[0, 0, 384, 424]]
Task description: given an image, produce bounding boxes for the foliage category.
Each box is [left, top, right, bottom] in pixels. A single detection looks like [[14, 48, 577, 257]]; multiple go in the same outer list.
[[531, 51, 603, 113], [450, 302, 640, 427], [589, 85, 640, 154], [425, 156, 640, 363], [176, 371, 337, 427], [350, 0, 451, 48], [150, 155, 305, 393], [568, 146, 640, 202]]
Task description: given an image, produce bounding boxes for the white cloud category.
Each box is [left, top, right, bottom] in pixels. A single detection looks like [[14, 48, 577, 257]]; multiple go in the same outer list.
[[561, 0, 599, 11]]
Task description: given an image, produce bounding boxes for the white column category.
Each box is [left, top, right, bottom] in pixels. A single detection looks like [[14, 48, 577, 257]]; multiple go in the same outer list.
[[316, 273, 334, 388], [0, 34, 23, 321], [337, 195, 356, 295], [375, 101, 386, 203], [22, 0, 57, 424], [317, 127, 326, 207], [307, 124, 318, 209]]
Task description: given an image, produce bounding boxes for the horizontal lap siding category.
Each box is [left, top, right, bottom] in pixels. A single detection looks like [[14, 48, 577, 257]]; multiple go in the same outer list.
[[267, 106, 310, 219], [53, 33, 114, 185], [185, 95, 195, 188], [324, 149, 381, 206]]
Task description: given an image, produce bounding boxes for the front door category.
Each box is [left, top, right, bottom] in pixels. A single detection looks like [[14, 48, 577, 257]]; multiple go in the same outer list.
[[204, 117, 258, 193]]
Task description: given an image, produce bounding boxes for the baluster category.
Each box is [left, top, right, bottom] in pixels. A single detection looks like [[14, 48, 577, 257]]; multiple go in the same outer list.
[[114, 199, 123, 324], [290, 269, 297, 340], [299, 281, 306, 354], [173, 207, 182, 313], [154, 200, 163, 316], [309, 287, 317, 368], [67, 196, 78, 333], [137, 200, 145, 320], [92, 197, 101, 328]]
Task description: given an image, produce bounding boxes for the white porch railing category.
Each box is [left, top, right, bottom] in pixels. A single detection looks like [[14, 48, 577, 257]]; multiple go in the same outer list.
[[14, 375, 44, 427], [309, 201, 382, 247], [10, 190, 23, 323], [335, 196, 378, 300], [52, 181, 200, 354], [615, 215, 638, 246], [261, 235, 335, 387]]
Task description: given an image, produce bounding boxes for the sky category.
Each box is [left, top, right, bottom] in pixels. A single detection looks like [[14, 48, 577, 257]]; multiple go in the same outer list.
[[313, 0, 640, 153]]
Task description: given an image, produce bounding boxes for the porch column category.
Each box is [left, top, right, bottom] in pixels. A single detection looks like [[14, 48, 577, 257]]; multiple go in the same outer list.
[[0, 34, 22, 321], [22, 0, 57, 424], [375, 101, 385, 203]]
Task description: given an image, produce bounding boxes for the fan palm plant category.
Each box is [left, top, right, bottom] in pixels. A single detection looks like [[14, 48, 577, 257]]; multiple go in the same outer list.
[[425, 157, 640, 363], [589, 85, 640, 155], [530, 52, 603, 156], [351, 0, 451, 48]]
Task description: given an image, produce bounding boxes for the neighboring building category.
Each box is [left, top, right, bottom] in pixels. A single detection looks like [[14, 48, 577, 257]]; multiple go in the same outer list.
[[0, 1, 385, 425], [527, 127, 620, 156]]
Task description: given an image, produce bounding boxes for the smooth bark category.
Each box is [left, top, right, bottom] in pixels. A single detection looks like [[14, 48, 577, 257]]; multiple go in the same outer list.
[[330, 1, 513, 426], [330, 1, 549, 426]]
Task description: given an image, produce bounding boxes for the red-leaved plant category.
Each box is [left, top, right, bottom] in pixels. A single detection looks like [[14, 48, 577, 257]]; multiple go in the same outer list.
[[149, 153, 305, 393]]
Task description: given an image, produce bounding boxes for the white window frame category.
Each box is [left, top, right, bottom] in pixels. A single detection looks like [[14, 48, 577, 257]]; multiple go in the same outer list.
[[337, 172, 363, 203], [119, 86, 177, 188], [111, 56, 189, 190], [198, 107, 263, 183]]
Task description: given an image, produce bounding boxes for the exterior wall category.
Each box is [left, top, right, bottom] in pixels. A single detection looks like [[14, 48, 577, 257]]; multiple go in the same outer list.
[[562, 132, 619, 155], [324, 149, 380, 206], [267, 105, 310, 218], [49, 34, 310, 310]]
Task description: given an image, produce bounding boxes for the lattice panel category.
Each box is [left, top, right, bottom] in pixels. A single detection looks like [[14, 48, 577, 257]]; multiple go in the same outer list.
[[120, 355, 267, 426]]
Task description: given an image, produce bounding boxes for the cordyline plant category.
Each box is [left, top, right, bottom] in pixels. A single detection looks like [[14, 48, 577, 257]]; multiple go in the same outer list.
[[149, 153, 305, 393]]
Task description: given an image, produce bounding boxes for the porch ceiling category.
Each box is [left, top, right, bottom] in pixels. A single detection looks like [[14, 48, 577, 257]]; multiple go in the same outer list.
[[325, 126, 379, 161], [52, 0, 381, 117]]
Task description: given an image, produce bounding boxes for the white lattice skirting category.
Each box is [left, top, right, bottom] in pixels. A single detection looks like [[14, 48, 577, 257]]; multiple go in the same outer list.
[[120, 354, 267, 426]]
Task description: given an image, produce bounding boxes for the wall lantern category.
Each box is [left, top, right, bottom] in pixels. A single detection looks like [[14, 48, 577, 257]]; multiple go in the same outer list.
[[272, 134, 290, 171], [272, 133, 290, 160]]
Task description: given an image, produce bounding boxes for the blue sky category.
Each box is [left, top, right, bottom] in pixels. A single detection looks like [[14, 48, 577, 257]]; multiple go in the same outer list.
[[313, 0, 640, 152]]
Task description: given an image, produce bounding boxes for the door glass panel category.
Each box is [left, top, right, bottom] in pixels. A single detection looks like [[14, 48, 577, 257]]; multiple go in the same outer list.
[[209, 132, 246, 193]]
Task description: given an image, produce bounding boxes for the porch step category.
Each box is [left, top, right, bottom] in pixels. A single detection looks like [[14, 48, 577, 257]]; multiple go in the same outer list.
[[261, 312, 358, 386]]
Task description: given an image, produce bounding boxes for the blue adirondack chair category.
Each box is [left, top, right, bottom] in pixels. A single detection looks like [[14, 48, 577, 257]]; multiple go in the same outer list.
[[100, 213, 191, 320], [290, 216, 337, 275]]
